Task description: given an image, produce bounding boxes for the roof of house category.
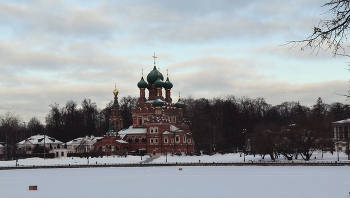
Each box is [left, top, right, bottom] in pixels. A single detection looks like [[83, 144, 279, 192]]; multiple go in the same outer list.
[[17, 134, 63, 145], [332, 118, 350, 124], [66, 136, 103, 145]]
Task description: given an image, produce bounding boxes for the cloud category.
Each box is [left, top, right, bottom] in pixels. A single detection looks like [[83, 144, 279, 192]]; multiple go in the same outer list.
[[0, 0, 348, 125]]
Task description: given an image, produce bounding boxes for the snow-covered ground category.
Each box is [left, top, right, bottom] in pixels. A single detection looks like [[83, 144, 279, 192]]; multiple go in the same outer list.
[[1, 166, 350, 198], [1, 151, 350, 198], [0, 151, 348, 167]]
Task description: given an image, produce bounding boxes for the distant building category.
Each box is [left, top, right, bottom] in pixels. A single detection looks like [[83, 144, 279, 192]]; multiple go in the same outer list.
[[17, 134, 64, 157], [332, 119, 350, 153], [66, 135, 103, 154], [94, 54, 195, 156], [0, 143, 5, 156]]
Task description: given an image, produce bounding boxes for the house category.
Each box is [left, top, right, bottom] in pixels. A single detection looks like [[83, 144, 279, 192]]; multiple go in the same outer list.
[[332, 118, 350, 153], [17, 134, 64, 157], [94, 54, 195, 156], [0, 143, 5, 156], [66, 135, 103, 154], [64, 135, 102, 153]]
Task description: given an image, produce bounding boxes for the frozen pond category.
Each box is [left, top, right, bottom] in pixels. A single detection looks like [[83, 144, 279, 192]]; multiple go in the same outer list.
[[1, 166, 349, 198]]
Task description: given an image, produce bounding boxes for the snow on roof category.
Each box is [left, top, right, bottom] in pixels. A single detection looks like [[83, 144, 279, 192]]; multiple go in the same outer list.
[[170, 125, 184, 132], [116, 140, 128, 144], [332, 118, 350, 124], [162, 131, 171, 135], [66, 136, 103, 145], [118, 126, 146, 135], [17, 134, 63, 145]]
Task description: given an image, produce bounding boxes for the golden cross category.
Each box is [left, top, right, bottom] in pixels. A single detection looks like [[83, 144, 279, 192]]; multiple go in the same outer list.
[[152, 53, 157, 66]]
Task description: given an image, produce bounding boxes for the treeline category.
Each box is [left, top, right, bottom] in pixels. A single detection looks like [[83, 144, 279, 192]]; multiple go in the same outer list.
[[0, 95, 348, 160], [0, 96, 137, 158], [45, 97, 137, 142], [182, 96, 346, 160]]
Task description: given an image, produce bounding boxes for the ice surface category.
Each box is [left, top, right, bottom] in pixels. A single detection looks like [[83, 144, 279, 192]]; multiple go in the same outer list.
[[0, 151, 349, 198], [1, 166, 350, 198]]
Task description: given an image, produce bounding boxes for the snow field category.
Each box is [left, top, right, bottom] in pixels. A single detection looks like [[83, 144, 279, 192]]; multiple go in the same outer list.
[[1, 166, 350, 198]]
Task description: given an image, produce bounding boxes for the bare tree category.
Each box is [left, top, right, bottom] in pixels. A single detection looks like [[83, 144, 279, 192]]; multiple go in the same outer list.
[[289, 1, 350, 56], [27, 117, 44, 137], [0, 111, 21, 160]]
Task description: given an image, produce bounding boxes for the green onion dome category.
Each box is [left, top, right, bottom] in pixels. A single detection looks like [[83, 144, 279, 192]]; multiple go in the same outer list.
[[154, 77, 164, 88], [152, 98, 165, 107], [174, 98, 185, 108], [147, 66, 164, 84], [147, 83, 152, 90], [163, 76, 173, 89], [137, 76, 148, 88]]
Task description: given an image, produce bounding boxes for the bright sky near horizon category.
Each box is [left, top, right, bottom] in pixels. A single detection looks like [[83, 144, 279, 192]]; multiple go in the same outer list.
[[1, 0, 350, 124]]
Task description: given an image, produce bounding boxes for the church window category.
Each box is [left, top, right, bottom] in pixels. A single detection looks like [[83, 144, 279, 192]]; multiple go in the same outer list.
[[183, 135, 186, 142], [155, 138, 158, 143], [171, 138, 174, 143], [142, 137, 146, 143], [135, 137, 139, 143], [150, 139, 154, 143], [138, 117, 143, 125], [150, 127, 158, 133], [164, 138, 168, 143], [175, 136, 180, 143]]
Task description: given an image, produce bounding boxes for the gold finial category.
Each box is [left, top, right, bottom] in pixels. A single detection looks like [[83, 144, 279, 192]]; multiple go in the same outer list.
[[113, 84, 118, 96], [167, 69, 169, 78], [152, 53, 157, 66]]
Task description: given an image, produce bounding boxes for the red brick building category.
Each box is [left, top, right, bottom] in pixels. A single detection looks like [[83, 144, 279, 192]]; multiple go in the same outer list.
[[94, 55, 194, 156]]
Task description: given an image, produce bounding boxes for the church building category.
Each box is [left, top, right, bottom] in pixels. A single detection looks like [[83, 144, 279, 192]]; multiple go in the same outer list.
[[94, 54, 195, 156]]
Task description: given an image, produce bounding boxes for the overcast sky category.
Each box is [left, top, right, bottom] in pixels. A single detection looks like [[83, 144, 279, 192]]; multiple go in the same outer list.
[[1, 0, 349, 124]]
